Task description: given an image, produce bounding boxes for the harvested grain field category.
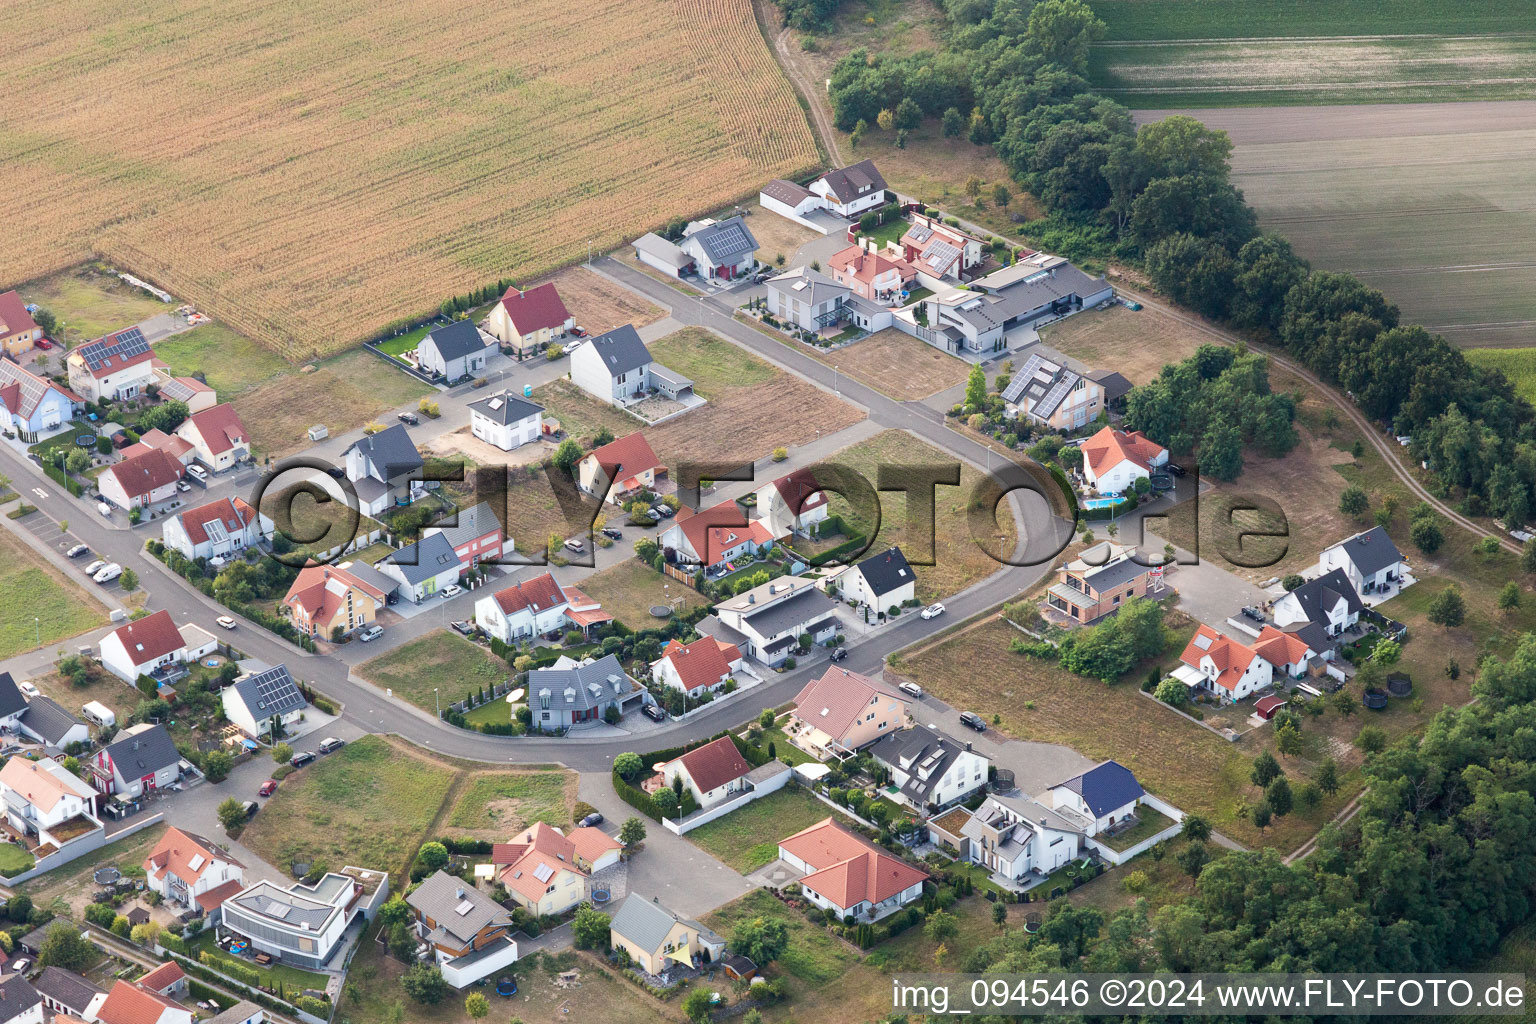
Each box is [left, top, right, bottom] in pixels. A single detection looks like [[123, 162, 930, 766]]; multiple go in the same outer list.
[[0, 0, 818, 361], [747, 209, 820, 267], [1135, 102, 1536, 349], [543, 267, 665, 337], [803, 328, 970, 401], [1037, 303, 1210, 385]]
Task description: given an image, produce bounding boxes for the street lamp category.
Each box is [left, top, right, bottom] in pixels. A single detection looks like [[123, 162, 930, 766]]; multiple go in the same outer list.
[[434, 687, 440, 717], [34, 617, 39, 647], [834, 366, 840, 394]]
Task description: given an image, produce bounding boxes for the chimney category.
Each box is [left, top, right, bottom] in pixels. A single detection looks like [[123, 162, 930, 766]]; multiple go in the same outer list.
[[747, 594, 755, 604]]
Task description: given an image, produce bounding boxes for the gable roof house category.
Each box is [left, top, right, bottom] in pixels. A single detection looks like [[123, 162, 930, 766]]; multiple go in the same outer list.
[[1172, 624, 1273, 704], [789, 666, 912, 758], [896, 213, 986, 284], [809, 160, 889, 218], [777, 817, 927, 921], [15, 697, 90, 754], [1047, 760, 1145, 837], [424, 500, 507, 571], [1002, 350, 1105, 432], [656, 735, 753, 810], [758, 177, 823, 220], [753, 468, 829, 540], [141, 827, 245, 917], [117, 427, 195, 466], [173, 404, 250, 472], [677, 216, 758, 282], [1251, 625, 1322, 680], [578, 432, 665, 504], [869, 724, 989, 815], [416, 319, 492, 382], [1044, 541, 1160, 625], [608, 895, 726, 978], [474, 573, 612, 644], [93, 978, 191, 1024], [713, 576, 837, 667], [99, 610, 188, 684], [221, 664, 308, 739], [0, 756, 103, 855], [468, 390, 544, 452], [1080, 426, 1168, 495], [344, 423, 424, 516], [161, 497, 271, 562], [99, 446, 185, 511], [0, 291, 43, 359], [525, 654, 647, 730], [570, 324, 652, 406], [833, 546, 916, 614], [1318, 525, 1412, 600], [282, 563, 387, 639], [91, 723, 183, 799], [660, 499, 775, 573], [492, 822, 620, 917], [150, 359, 217, 414], [66, 326, 156, 402], [1272, 568, 1365, 638], [376, 531, 462, 603], [34, 966, 105, 1021], [406, 870, 518, 988], [484, 282, 573, 357], [136, 962, 186, 999], [632, 232, 696, 278], [0, 357, 81, 437], [651, 637, 741, 699], [828, 244, 914, 306]]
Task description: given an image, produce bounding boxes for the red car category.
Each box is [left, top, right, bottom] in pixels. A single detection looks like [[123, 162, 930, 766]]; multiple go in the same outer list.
[[258, 779, 277, 797], [34, 338, 51, 350]]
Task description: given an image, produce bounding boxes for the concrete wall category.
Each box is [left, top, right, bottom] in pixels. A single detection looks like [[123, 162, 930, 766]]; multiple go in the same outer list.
[[1086, 794, 1185, 867], [662, 766, 791, 835], [0, 812, 163, 886]]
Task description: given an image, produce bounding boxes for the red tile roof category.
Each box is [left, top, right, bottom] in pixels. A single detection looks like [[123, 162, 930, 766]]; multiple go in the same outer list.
[[136, 961, 184, 993], [828, 245, 915, 286], [656, 637, 734, 694], [561, 585, 612, 629], [497, 822, 586, 902], [1081, 427, 1166, 481], [499, 282, 572, 335], [105, 447, 184, 499], [769, 468, 827, 516], [569, 825, 621, 866], [671, 735, 751, 794], [1179, 624, 1260, 693], [284, 564, 387, 625], [176, 497, 258, 546], [197, 878, 245, 910], [779, 818, 927, 911], [492, 572, 567, 615], [583, 432, 663, 492], [792, 667, 907, 742], [180, 403, 249, 455], [1253, 625, 1313, 670], [109, 610, 185, 667], [674, 500, 774, 565], [143, 827, 243, 887], [0, 291, 40, 339], [94, 979, 185, 1024]]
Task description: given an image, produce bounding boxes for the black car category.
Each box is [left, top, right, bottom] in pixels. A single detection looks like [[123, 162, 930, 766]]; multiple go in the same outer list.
[[601, 527, 623, 541], [653, 504, 676, 518], [578, 812, 604, 828], [397, 412, 420, 425], [642, 704, 667, 722], [450, 620, 475, 636], [1165, 462, 1188, 477], [958, 711, 987, 732], [830, 647, 848, 662], [290, 751, 317, 768], [325, 465, 346, 479]]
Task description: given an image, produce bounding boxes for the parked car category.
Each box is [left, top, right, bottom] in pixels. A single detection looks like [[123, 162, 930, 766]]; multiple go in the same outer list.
[[290, 751, 316, 768], [1241, 606, 1266, 623], [920, 603, 945, 620], [898, 681, 923, 699], [563, 538, 585, 553], [216, 616, 237, 630], [642, 704, 667, 723], [571, 326, 587, 338], [240, 801, 259, 819], [644, 509, 663, 522], [258, 779, 278, 797], [326, 465, 346, 479], [397, 412, 420, 425], [653, 504, 676, 518], [66, 543, 89, 558], [830, 647, 848, 662], [449, 620, 474, 636], [358, 624, 384, 642], [958, 711, 986, 732], [176, 480, 191, 492], [187, 464, 208, 481], [97, 502, 113, 517], [17, 681, 39, 699], [84, 560, 106, 575], [601, 527, 622, 541], [578, 811, 604, 828], [35, 337, 51, 349], [93, 563, 122, 584], [440, 583, 464, 599], [318, 737, 346, 755], [1165, 463, 1187, 477]]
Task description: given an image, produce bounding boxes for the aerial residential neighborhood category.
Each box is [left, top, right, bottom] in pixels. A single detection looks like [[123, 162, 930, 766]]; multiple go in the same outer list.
[[0, 0, 1533, 1020]]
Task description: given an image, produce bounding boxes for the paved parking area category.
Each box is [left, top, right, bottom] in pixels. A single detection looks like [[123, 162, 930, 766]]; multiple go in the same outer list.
[[1163, 559, 1270, 641], [747, 857, 803, 889]]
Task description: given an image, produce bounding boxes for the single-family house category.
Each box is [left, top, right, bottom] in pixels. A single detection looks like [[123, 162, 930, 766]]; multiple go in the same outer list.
[[1047, 760, 1145, 837], [424, 501, 507, 572], [1271, 568, 1364, 638], [222, 664, 308, 739], [484, 283, 573, 357], [0, 358, 80, 438], [66, 326, 156, 403], [135, 963, 186, 1000], [677, 216, 758, 282], [174, 404, 250, 472], [1002, 350, 1105, 431], [0, 976, 42, 1024], [777, 817, 926, 922], [713, 576, 838, 667], [753, 468, 828, 540], [869, 725, 989, 815], [0, 756, 103, 854], [99, 610, 188, 684], [947, 793, 1083, 881], [344, 424, 424, 516], [809, 160, 889, 218], [33, 966, 105, 1022], [896, 214, 985, 282], [651, 637, 741, 699], [221, 868, 386, 970], [141, 827, 246, 917], [90, 723, 182, 799], [468, 390, 544, 452], [416, 319, 492, 382], [608, 895, 725, 977], [570, 325, 693, 407], [788, 666, 911, 757], [0, 674, 25, 733], [205, 1001, 265, 1024], [834, 546, 915, 614], [151, 361, 217, 414], [828, 245, 914, 306], [406, 870, 518, 988], [161, 497, 271, 562], [475, 573, 570, 643], [758, 178, 822, 221], [656, 736, 754, 810], [918, 255, 1113, 355], [282, 563, 387, 639], [525, 655, 647, 729], [117, 427, 195, 466], [93, 979, 191, 1024], [15, 697, 90, 754], [763, 267, 852, 332], [578, 432, 665, 504], [1173, 624, 1272, 703], [1044, 541, 1160, 624], [1318, 526, 1411, 599], [99, 447, 184, 511], [661, 500, 775, 572], [493, 822, 621, 916], [1081, 426, 1168, 496], [376, 532, 462, 603], [0, 292, 43, 359]]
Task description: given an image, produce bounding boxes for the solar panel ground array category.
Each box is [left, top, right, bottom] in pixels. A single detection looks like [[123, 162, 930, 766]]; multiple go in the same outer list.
[[0, 0, 819, 361]]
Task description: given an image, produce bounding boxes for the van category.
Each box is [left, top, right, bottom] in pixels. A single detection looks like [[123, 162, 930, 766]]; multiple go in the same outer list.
[[93, 563, 122, 584], [958, 711, 986, 732], [898, 682, 922, 699]]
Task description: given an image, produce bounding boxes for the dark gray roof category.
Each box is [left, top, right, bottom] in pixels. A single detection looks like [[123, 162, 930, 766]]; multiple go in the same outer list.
[[0, 975, 40, 1020], [406, 870, 511, 947], [32, 966, 100, 1013], [767, 266, 848, 309], [527, 655, 643, 714], [609, 895, 720, 954], [1052, 760, 1143, 817], [1291, 621, 1337, 654], [853, 546, 913, 600], [0, 674, 27, 721], [869, 724, 982, 806], [419, 319, 487, 362], [1288, 569, 1365, 628], [430, 501, 504, 548], [229, 665, 307, 722], [683, 216, 759, 266], [383, 531, 461, 585], [761, 178, 815, 205], [816, 160, 887, 203], [208, 1000, 265, 1024], [1087, 369, 1132, 404], [342, 559, 397, 598], [587, 324, 653, 377], [103, 724, 180, 778], [225, 876, 348, 934], [468, 391, 542, 425], [740, 586, 836, 639], [1080, 554, 1154, 593], [347, 424, 423, 480], [20, 696, 85, 745], [1330, 526, 1404, 577]]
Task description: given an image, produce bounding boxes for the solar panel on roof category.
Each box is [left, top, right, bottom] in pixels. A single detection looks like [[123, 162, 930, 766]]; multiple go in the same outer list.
[[1003, 354, 1045, 403], [1194, 634, 1213, 650], [532, 863, 554, 883], [1037, 372, 1077, 415]]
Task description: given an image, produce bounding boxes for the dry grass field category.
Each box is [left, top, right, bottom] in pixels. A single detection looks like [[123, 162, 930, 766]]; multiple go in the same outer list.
[[1136, 103, 1536, 349], [544, 267, 665, 337], [803, 328, 971, 401], [1038, 303, 1211, 384], [578, 559, 710, 628], [0, 0, 817, 361]]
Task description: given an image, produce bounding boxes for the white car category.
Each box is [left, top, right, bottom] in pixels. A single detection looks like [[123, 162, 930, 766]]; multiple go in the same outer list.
[[563, 538, 584, 553], [17, 681, 39, 699], [898, 681, 923, 699], [187, 464, 208, 481], [84, 559, 107, 575], [93, 563, 122, 584], [97, 502, 113, 517], [920, 603, 945, 620], [216, 616, 238, 630], [440, 584, 463, 599], [177, 480, 192, 492]]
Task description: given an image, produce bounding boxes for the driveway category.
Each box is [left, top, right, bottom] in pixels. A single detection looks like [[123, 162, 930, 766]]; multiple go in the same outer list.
[[1162, 558, 1270, 641], [746, 858, 803, 889]]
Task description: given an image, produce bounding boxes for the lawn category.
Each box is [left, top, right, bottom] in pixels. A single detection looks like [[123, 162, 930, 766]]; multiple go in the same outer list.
[[357, 630, 509, 716], [703, 889, 860, 996], [238, 736, 457, 878], [748, 209, 819, 267], [17, 265, 171, 346], [1072, 835, 1226, 918], [577, 559, 709, 630], [1038, 302, 1209, 386], [855, 213, 910, 248], [442, 770, 577, 839], [22, 824, 166, 918], [0, 844, 35, 876], [799, 327, 970, 402], [1091, 0, 1534, 39], [1094, 805, 1177, 853], [186, 929, 328, 991], [152, 323, 290, 399], [0, 528, 106, 658], [1470, 918, 1536, 1024], [30, 663, 140, 736], [647, 328, 777, 397], [740, 724, 817, 767], [684, 785, 835, 873]]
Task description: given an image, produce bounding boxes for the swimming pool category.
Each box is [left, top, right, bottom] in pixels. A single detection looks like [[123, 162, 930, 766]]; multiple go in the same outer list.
[[1080, 496, 1123, 510]]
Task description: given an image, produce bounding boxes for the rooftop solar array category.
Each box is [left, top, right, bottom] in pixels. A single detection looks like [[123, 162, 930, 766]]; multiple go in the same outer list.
[[80, 326, 149, 372], [1002, 353, 1046, 403]]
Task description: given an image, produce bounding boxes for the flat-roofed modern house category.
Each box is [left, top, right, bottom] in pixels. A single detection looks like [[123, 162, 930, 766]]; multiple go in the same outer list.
[[220, 867, 388, 971], [608, 895, 725, 977], [484, 282, 573, 358], [468, 390, 544, 451], [713, 576, 838, 668], [415, 319, 492, 382], [406, 870, 518, 988], [1045, 542, 1160, 624]]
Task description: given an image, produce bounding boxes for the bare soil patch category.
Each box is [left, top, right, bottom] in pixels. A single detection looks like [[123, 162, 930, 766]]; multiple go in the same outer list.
[[1038, 303, 1210, 385], [804, 328, 970, 401], [542, 266, 665, 336]]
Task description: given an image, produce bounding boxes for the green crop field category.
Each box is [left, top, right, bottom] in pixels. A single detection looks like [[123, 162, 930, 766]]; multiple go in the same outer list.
[[1467, 348, 1536, 403], [1092, 0, 1535, 41]]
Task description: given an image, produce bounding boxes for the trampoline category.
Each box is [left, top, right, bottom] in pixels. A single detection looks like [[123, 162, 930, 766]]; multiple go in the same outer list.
[[1363, 688, 1389, 710], [1387, 674, 1412, 697], [590, 888, 611, 905], [1023, 913, 1041, 933], [93, 866, 121, 886], [649, 606, 672, 618], [496, 977, 518, 997], [75, 435, 97, 447]]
